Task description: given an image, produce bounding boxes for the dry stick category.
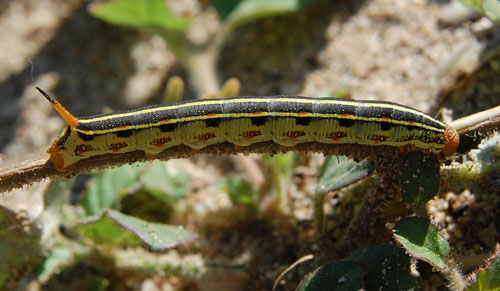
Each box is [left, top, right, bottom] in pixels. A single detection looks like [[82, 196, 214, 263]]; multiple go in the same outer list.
[[0, 143, 390, 193], [450, 104, 500, 134]]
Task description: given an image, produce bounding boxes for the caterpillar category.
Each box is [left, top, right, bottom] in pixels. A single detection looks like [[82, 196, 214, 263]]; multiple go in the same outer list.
[[37, 87, 459, 171]]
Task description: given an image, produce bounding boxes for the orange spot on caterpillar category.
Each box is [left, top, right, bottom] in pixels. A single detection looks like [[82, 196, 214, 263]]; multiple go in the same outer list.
[[152, 137, 171, 147], [206, 113, 218, 117], [242, 130, 261, 140], [75, 144, 93, 156], [252, 111, 264, 115], [116, 125, 128, 130], [160, 119, 172, 124], [37, 87, 79, 127], [381, 117, 390, 121], [234, 144, 246, 150], [287, 130, 305, 140], [330, 131, 346, 141], [398, 146, 406, 154], [298, 112, 309, 116], [341, 114, 353, 119], [370, 135, 388, 144], [199, 132, 215, 142], [280, 145, 292, 150], [191, 148, 201, 153], [407, 121, 415, 125], [110, 142, 127, 152]]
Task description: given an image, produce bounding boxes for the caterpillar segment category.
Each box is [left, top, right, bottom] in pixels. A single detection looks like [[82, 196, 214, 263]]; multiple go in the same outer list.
[[37, 87, 459, 171]]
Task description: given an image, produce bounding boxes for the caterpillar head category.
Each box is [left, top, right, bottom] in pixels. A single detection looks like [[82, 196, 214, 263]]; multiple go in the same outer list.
[[441, 125, 459, 157]]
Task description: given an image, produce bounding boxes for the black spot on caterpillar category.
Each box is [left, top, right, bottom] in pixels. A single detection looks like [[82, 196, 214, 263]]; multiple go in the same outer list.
[[115, 129, 133, 138]]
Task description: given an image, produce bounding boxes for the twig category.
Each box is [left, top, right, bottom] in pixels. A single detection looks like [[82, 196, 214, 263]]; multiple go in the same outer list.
[[450, 105, 500, 134], [0, 143, 396, 193]]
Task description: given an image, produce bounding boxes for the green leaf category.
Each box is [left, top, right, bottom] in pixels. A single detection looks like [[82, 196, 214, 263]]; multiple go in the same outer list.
[[120, 189, 176, 224], [77, 209, 196, 251], [313, 193, 327, 235], [89, 0, 191, 31], [314, 156, 373, 234], [37, 248, 73, 282], [89, 0, 191, 55], [466, 244, 500, 291], [346, 243, 420, 290], [219, 77, 241, 98], [482, 0, 500, 23], [400, 151, 441, 205], [81, 165, 140, 216], [122, 161, 188, 223], [263, 152, 296, 212], [221, 177, 256, 208], [297, 261, 365, 291], [0, 205, 42, 289], [212, 0, 245, 20], [461, 0, 482, 11], [393, 217, 450, 271], [213, 0, 325, 29], [163, 76, 185, 104], [316, 156, 373, 195], [140, 161, 189, 200]]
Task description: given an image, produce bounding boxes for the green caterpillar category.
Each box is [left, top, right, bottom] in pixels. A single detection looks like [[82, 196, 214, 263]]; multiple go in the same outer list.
[[37, 88, 459, 171]]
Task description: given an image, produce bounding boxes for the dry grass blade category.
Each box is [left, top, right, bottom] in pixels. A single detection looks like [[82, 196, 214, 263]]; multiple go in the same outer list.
[[272, 254, 314, 291]]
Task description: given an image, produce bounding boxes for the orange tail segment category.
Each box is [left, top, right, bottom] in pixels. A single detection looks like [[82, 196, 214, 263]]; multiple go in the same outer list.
[[36, 87, 79, 127]]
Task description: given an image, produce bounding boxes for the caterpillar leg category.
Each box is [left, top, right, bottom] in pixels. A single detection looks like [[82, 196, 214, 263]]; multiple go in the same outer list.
[[144, 152, 157, 160], [49, 153, 66, 171]]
